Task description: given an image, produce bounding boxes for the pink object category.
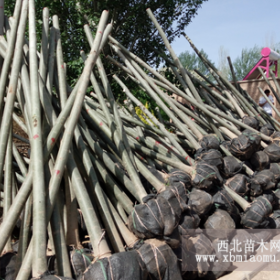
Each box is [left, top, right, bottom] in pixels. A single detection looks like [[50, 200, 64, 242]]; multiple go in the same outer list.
[[243, 47, 279, 80], [261, 47, 271, 57]]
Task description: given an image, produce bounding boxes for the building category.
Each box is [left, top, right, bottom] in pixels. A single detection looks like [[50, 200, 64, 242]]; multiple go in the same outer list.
[[238, 47, 280, 119]]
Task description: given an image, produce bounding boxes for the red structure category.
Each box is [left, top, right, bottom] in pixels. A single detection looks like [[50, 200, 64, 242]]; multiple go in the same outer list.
[[242, 47, 280, 80]]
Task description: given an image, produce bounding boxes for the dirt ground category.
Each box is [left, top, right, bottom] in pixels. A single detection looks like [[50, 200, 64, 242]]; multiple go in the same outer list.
[[252, 271, 280, 280], [251, 260, 280, 280]]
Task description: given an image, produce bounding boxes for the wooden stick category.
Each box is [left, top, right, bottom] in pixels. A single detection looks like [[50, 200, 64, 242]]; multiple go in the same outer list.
[[0, 0, 27, 192], [29, 0, 48, 274]]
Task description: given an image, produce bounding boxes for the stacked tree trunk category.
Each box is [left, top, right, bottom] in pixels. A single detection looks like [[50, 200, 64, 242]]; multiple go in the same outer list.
[[1, 2, 280, 280]]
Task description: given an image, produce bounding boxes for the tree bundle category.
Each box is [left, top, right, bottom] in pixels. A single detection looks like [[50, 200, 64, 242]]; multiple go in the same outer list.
[[1, 2, 280, 280]]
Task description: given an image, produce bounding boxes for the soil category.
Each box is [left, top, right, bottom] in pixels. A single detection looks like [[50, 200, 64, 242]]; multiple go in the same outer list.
[[252, 271, 280, 280]]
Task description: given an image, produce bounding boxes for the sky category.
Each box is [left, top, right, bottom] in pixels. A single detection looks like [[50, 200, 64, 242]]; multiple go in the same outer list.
[[171, 0, 280, 67]]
